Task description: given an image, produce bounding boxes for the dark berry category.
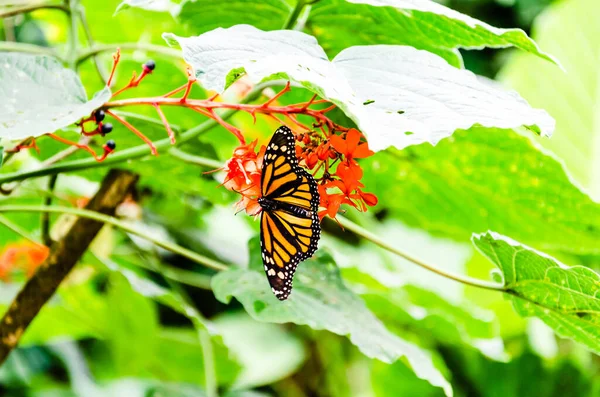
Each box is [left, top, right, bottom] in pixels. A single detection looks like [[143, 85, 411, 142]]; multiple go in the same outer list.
[[95, 110, 105, 122], [144, 60, 156, 71], [106, 140, 116, 150], [100, 123, 113, 135]]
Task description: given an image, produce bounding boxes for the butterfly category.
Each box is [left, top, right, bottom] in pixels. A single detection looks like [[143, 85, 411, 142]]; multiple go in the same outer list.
[[258, 126, 321, 300]]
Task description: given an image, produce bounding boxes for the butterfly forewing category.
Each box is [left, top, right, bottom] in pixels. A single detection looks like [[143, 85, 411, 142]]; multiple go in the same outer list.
[[259, 126, 320, 300]]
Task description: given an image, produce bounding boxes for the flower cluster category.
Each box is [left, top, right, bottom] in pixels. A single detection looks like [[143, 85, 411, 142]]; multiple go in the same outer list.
[[222, 125, 377, 222], [297, 128, 377, 220]]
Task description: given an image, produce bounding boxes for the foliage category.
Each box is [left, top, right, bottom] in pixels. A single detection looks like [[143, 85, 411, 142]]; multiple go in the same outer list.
[[0, 0, 599, 396]]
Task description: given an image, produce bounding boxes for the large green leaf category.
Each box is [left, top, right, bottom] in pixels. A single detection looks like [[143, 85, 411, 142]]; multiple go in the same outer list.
[[212, 238, 453, 396], [115, 0, 178, 14], [177, 0, 291, 33], [308, 0, 558, 68], [363, 286, 504, 360], [214, 312, 306, 388], [0, 53, 110, 140], [500, 0, 600, 198], [164, 25, 553, 151], [473, 232, 600, 354], [362, 127, 600, 255]]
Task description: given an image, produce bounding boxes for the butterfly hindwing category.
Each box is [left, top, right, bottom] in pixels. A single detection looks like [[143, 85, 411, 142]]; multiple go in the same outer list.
[[259, 126, 320, 300]]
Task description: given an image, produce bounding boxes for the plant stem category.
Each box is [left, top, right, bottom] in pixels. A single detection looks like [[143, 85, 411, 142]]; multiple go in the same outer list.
[[42, 175, 58, 246], [0, 2, 69, 18], [0, 82, 273, 185], [133, 259, 213, 290], [337, 216, 506, 292], [67, 0, 79, 69], [283, 0, 307, 29], [76, 43, 181, 65], [0, 205, 228, 272], [0, 41, 59, 59], [0, 214, 40, 245], [169, 148, 222, 168], [77, 5, 107, 83]]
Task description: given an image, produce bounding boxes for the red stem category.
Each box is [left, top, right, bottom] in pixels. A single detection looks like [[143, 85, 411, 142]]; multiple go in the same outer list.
[[105, 110, 158, 155], [261, 81, 290, 108], [107, 49, 121, 87], [47, 134, 110, 161], [104, 97, 346, 134], [162, 83, 188, 98], [152, 104, 176, 144]]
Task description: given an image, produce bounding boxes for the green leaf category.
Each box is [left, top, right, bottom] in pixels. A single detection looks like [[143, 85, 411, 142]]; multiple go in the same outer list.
[[363, 285, 505, 360], [473, 231, 600, 354], [308, 0, 559, 68], [177, 0, 291, 33], [362, 127, 600, 255], [115, 0, 178, 14], [164, 26, 553, 151], [212, 238, 453, 396], [500, 0, 600, 198], [214, 312, 306, 388], [0, 53, 110, 140], [371, 360, 445, 397], [106, 273, 160, 374]]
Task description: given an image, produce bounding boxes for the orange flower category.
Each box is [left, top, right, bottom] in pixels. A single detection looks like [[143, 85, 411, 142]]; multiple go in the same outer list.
[[0, 242, 49, 281], [330, 128, 374, 162], [222, 140, 265, 215], [318, 184, 351, 220]]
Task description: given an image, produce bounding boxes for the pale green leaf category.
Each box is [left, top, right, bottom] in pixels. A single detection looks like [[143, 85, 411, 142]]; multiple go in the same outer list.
[[362, 127, 600, 255], [212, 238, 453, 396], [500, 0, 600, 198], [163, 25, 553, 151], [473, 232, 600, 354], [308, 0, 559, 67], [0, 53, 110, 140]]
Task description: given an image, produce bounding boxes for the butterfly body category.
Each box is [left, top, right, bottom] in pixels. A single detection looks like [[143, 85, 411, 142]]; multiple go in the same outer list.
[[259, 126, 321, 301], [258, 197, 314, 218]]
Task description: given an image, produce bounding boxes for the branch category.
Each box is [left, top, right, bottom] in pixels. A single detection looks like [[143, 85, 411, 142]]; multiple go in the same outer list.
[[0, 205, 228, 272], [0, 41, 60, 59], [41, 174, 58, 246], [336, 216, 505, 292], [283, 0, 308, 30], [0, 169, 139, 364], [76, 43, 181, 65]]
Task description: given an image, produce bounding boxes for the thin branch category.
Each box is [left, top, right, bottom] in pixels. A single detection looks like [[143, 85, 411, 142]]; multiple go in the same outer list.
[[169, 148, 222, 169], [0, 2, 69, 18], [128, 258, 213, 290], [0, 205, 228, 272], [0, 169, 139, 364], [67, 0, 79, 69], [41, 175, 58, 246], [336, 216, 506, 292], [0, 214, 40, 245], [77, 5, 107, 83], [76, 43, 181, 65], [283, 0, 308, 30], [0, 41, 60, 59]]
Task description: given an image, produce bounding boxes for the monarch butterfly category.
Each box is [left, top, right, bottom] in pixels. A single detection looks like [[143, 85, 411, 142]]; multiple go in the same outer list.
[[258, 126, 321, 300]]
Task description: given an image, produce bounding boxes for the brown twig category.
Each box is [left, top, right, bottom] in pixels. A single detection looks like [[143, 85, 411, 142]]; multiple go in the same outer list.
[[0, 169, 139, 364]]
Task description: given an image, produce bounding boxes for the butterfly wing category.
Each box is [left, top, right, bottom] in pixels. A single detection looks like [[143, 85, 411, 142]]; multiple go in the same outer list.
[[260, 126, 320, 300]]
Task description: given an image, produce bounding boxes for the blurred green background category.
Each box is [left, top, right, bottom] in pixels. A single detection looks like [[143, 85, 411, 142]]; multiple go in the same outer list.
[[3, 0, 600, 396]]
